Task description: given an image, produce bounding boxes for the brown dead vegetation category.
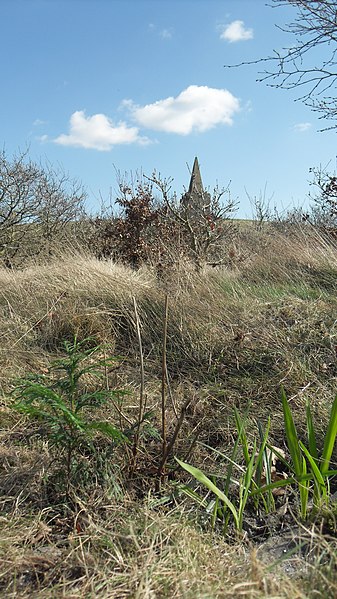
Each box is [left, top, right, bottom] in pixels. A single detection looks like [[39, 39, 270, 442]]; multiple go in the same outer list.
[[0, 225, 336, 597]]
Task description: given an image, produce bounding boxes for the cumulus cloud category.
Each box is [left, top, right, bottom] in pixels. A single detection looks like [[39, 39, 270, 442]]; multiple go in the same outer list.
[[54, 110, 149, 151], [220, 20, 253, 43], [125, 85, 240, 135], [293, 122, 312, 132]]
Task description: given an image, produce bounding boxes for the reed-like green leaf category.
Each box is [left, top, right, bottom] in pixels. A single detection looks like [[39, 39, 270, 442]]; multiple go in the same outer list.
[[239, 445, 256, 529], [178, 484, 208, 507], [255, 420, 264, 488], [266, 442, 292, 471], [176, 458, 239, 529], [251, 468, 337, 496], [251, 475, 296, 496], [306, 401, 318, 461], [300, 441, 327, 503], [299, 455, 309, 519], [281, 387, 302, 477], [299, 442, 325, 487], [253, 418, 271, 478], [234, 408, 250, 466], [321, 394, 337, 475], [255, 420, 275, 511]]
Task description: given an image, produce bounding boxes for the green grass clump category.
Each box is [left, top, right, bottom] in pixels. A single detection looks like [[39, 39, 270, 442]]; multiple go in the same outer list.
[[177, 391, 337, 532]]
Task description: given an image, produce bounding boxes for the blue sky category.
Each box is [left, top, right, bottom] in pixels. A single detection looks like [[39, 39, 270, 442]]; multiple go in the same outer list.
[[2, 0, 337, 217]]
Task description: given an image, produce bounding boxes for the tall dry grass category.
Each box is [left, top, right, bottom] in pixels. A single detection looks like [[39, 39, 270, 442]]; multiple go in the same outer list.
[[0, 226, 336, 597], [0, 229, 336, 426]]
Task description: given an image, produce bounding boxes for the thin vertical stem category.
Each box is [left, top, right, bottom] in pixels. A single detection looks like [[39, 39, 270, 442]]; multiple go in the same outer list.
[[157, 396, 193, 479], [66, 441, 72, 499], [131, 296, 145, 470], [161, 295, 169, 464]]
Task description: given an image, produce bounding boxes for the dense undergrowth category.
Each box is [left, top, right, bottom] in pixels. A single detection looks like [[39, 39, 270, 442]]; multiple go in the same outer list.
[[0, 225, 336, 597]]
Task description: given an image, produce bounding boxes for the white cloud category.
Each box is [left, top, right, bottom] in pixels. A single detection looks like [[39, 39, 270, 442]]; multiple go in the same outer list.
[[148, 23, 173, 40], [125, 85, 240, 135], [220, 20, 253, 43], [160, 28, 173, 40], [54, 110, 149, 151], [33, 118, 47, 126], [293, 122, 312, 132]]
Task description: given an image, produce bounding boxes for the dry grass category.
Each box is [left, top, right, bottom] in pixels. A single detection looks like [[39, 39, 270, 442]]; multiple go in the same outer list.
[[0, 491, 310, 599], [0, 227, 336, 597]]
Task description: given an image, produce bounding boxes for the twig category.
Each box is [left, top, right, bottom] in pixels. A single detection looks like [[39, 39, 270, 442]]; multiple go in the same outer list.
[[131, 296, 146, 471], [157, 395, 193, 482], [103, 348, 132, 427], [182, 424, 202, 463], [288, 382, 313, 403], [161, 294, 169, 463], [165, 365, 178, 418]]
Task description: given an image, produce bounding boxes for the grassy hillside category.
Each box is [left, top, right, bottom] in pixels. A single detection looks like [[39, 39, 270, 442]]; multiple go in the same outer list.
[[0, 226, 336, 597]]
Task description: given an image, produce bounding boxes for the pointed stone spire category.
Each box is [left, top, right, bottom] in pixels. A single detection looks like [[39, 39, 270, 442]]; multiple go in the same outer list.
[[188, 157, 204, 196], [181, 157, 211, 216]]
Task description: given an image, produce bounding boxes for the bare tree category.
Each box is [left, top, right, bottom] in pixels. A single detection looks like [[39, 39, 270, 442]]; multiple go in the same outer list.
[[0, 149, 87, 264], [245, 185, 276, 230], [34, 164, 87, 254], [147, 172, 238, 269], [308, 163, 337, 229], [227, 1, 337, 128], [0, 149, 40, 223]]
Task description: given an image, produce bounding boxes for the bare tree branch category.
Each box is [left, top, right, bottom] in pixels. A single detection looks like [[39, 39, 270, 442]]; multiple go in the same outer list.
[[225, 0, 337, 128], [0, 149, 87, 264], [147, 172, 238, 269]]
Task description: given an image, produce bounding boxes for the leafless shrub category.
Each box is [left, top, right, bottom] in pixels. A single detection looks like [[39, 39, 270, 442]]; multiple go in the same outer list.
[[0, 148, 87, 265], [147, 172, 239, 269], [306, 164, 337, 235]]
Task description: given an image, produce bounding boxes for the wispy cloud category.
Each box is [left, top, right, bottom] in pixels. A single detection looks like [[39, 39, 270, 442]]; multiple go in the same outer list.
[[33, 118, 48, 126], [148, 23, 173, 40], [124, 85, 240, 135], [220, 20, 253, 43], [160, 28, 173, 40], [293, 122, 312, 132], [54, 110, 150, 151]]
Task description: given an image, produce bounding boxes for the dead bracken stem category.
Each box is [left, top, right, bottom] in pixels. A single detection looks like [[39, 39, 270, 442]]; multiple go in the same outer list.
[[156, 396, 193, 490], [166, 364, 178, 418], [103, 348, 133, 428], [161, 294, 169, 466], [131, 296, 146, 473]]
